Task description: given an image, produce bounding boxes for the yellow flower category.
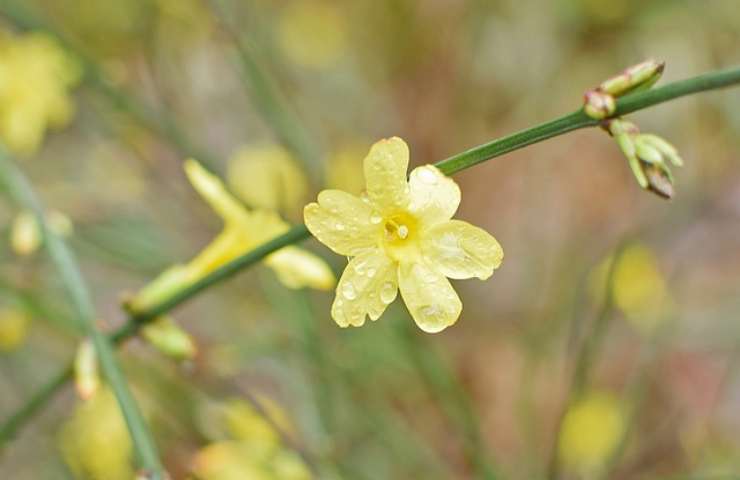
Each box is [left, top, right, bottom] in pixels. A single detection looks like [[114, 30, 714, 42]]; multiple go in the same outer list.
[[558, 391, 625, 474], [304, 137, 503, 332], [227, 144, 308, 214], [0, 32, 81, 155], [59, 388, 134, 480], [128, 160, 334, 313], [0, 308, 29, 351]]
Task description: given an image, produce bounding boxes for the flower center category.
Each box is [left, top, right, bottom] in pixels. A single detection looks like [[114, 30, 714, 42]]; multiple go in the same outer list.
[[382, 212, 419, 261]]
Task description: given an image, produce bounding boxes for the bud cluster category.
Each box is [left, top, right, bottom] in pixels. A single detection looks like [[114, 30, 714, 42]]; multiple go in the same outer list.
[[583, 60, 683, 198]]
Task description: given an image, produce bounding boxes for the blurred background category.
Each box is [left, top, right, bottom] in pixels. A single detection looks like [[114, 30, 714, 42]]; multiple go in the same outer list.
[[1, 0, 739, 479]]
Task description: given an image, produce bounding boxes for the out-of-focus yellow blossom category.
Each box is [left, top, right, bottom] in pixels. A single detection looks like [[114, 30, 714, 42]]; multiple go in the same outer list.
[[558, 391, 625, 474], [127, 160, 334, 313], [326, 142, 369, 194], [59, 388, 134, 480], [222, 397, 293, 451], [10, 209, 74, 256], [277, 1, 347, 69], [0, 32, 81, 155], [142, 315, 197, 361], [227, 144, 308, 213], [304, 137, 503, 332], [192, 441, 310, 480], [590, 244, 672, 335], [193, 397, 311, 480], [74, 339, 100, 400], [0, 308, 29, 351]]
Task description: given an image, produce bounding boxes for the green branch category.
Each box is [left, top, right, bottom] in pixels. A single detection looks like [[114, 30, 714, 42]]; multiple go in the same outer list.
[[0, 149, 165, 479], [2, 64, 740, 453]]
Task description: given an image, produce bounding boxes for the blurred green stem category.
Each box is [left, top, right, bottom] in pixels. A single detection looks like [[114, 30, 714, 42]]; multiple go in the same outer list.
[[0, 149, 165, 478], [207, 0, 324, 182], [3, 65, 740, 451], [396, 320, 499, 479], [545, 242, 628, 480]]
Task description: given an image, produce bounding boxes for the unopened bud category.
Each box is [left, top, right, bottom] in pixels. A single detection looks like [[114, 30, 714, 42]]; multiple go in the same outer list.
[[10, 211, 41, 256], [584, 90, 616, 120], [10, 209, 74, 256], [600, 59, 665, 97], [142, 316, 197, 361], [74, 339, 99, 400], [606, 119, 682, 199]]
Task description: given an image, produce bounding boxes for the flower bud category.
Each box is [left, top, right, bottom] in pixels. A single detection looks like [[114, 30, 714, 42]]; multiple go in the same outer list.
[[142, 316, 197, 361], [599, 59, 665, 97], [606, 119, 682, 199], [10, 210, 41, 256], [583, 90, 616, 120], [74, 339, 100, 400]]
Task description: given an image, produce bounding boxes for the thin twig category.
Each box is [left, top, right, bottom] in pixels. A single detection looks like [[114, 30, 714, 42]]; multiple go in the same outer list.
[[0, 149, 165, 478]]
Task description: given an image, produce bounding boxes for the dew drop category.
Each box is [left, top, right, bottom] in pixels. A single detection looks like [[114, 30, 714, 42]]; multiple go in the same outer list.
[[380, 282, 397, 304], [417, 166, 438, 184], [342, 282, 357, 300], [370, 215, 382, 224], [366, 267, 377, 277], [398, 225, 409, 239], [335, 222, 345, 231]]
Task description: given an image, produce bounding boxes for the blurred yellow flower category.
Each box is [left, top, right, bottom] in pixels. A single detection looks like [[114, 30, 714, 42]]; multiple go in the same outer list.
[[558, 391, 625, 474], [222, 397, 293, 450], [0, 32, 81, 155], [591, 244, 672, 335], [304, 137, 503, 332], [227, 144, 308, 214], [59, 388, 134, 480], [192, 441, 311, 480], [0, 308, 29, 351], [277, 1, 347, 69], [193, 397, 311, 480], [128, 160, 334, 313], [10, 209, 73, 256]]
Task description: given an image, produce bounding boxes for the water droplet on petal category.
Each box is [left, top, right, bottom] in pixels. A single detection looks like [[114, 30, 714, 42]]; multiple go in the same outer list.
[[398, 225, 409, 239], [335, 222, 345, 231], [342, 282, 357, 300], [366, 267, 377, 277], [380, 282, 397, 304], [370, 215, 382, 224], [417, 166, 438, 184]]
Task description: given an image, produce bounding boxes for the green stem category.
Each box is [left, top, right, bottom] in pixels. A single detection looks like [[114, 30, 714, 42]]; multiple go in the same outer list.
[[3, 65, 740, 450], [546, 242, 628, 480], [0, 150, 165, 478], [207, 0, 323, 182]]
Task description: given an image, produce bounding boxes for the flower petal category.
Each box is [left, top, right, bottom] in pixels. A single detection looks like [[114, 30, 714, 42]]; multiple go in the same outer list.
[[398, 261, 462, 333], [408, 165, 460, 224], [363, 137, 410, 213], [304, 190, 380, 256], [265, 246, 336, 290], [184, 159, 249, 224], [422, 220, 503, 280], [331, 249, 397, 327]]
